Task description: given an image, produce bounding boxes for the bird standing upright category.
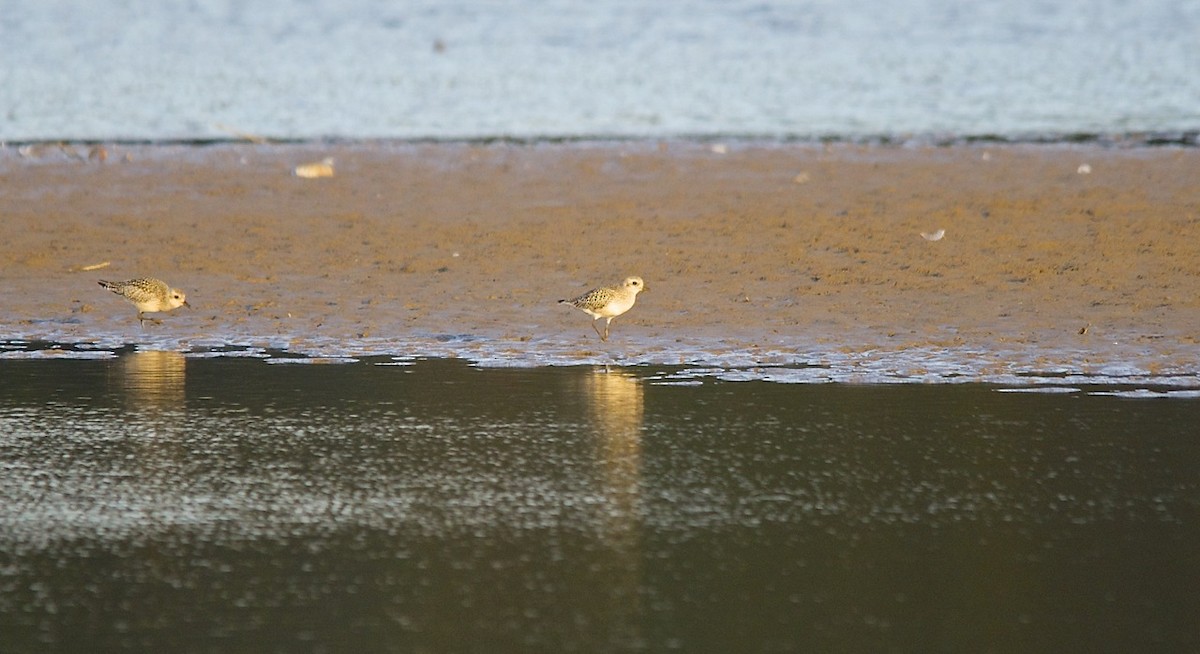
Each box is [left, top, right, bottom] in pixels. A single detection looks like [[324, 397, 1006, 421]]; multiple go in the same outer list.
[[560, 276, 646, 341]]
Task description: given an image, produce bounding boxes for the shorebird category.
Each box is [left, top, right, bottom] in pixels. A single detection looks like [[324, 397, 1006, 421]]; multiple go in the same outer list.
[[560, 276, 646, 341], [98, 278, 190, 326]]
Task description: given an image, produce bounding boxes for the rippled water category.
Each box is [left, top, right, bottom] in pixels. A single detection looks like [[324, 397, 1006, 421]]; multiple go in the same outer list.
[[1, 352, 1198, 652], [4, 0, 1198, 140]]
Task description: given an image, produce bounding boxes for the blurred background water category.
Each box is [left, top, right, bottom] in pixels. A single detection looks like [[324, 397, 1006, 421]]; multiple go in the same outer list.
[[1, 354, 1198, 652], [3, 0, 1198, 142]]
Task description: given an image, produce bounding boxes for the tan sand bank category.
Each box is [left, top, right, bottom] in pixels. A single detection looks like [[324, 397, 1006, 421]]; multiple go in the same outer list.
[[1, 141, 1197, 379]]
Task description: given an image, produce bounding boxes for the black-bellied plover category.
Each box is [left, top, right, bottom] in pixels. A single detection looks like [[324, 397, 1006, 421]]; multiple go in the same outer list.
[[560, 276, 646, 341], [98, 278, 190, 326]]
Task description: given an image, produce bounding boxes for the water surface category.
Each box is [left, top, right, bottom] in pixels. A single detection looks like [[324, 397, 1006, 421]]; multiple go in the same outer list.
[[1, 353, 1197, 652], [4, 0, 1198, 141]]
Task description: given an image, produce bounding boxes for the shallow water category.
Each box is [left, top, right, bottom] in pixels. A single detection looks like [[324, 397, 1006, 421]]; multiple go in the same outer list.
[[5, 332, 1199, 389], [1, 352, 1198, 652]]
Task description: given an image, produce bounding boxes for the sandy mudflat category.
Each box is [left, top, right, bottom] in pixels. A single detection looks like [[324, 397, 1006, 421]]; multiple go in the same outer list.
[[1, 140, 1198, 380]]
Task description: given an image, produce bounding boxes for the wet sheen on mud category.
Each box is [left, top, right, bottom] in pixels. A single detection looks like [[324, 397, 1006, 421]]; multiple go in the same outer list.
[[1, 353, 1197, 652]]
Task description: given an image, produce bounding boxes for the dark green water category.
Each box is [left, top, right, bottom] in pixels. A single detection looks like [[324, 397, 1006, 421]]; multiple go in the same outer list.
[[1, 352, 1198, 653]]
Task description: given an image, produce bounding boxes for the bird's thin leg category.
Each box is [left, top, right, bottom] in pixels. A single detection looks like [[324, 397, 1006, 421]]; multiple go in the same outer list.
[[591, 319, 606, 340], [602, 318, 612, 342]]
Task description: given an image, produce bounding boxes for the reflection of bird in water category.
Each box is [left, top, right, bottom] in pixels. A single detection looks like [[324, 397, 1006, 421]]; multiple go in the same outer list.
[[581, 367, 645, 642], [98, 278, 190, 326], [583, 368, 645, 469], [117, 350, 187, 410], [560, 276, 646, 341]]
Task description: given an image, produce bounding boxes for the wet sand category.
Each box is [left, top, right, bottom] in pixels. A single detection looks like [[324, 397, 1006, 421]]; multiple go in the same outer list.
[[2, 141, 1198, 379]]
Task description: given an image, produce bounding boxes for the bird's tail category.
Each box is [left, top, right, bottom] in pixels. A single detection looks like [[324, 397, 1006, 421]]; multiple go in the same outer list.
[[97, 280, 117, 291]]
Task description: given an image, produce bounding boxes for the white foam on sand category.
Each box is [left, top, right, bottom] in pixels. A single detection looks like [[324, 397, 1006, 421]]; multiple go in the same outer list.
[[5, 333, 1199, 391]]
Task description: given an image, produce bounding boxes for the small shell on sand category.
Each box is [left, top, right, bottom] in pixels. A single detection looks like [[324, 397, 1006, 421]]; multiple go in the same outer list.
[[294, 158, 335, 178]]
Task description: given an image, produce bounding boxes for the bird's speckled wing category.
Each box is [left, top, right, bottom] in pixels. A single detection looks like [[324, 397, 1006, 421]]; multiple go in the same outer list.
[[565, 286, 616, 311]]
